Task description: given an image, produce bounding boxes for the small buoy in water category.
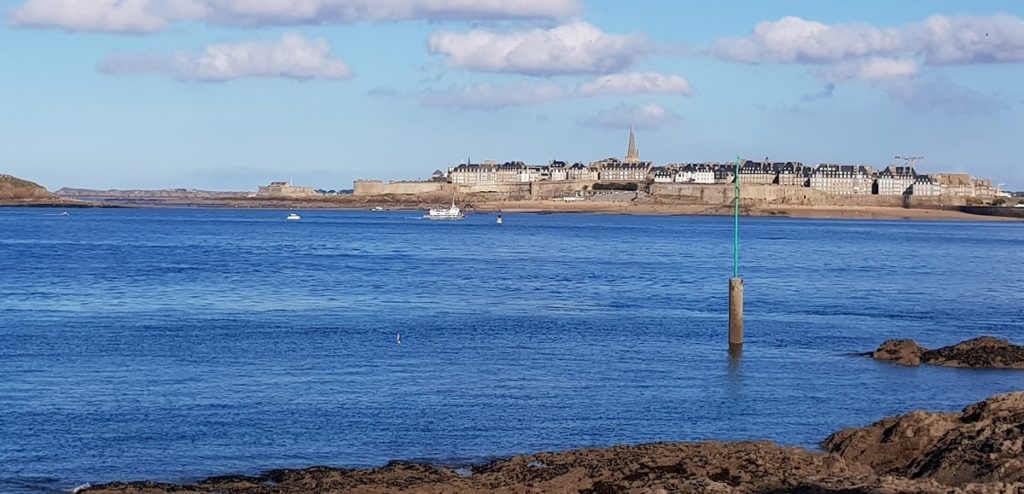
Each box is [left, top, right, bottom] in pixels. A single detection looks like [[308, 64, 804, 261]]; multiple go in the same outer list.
[[396, 332, 401, 345]]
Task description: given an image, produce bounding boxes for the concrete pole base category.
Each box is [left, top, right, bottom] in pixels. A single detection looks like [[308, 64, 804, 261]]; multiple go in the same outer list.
[[729, 277, 744, 351]]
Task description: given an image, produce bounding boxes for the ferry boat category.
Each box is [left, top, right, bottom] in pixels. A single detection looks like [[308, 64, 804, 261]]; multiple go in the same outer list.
[[286, 212, 301, 221], [423, 200, 464, 220]]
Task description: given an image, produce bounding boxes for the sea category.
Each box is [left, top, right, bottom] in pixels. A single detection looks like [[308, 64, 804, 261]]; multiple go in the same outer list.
[[1, 207, 1022, 493]]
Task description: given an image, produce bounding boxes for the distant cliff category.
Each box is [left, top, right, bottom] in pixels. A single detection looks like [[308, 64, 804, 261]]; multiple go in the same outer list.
[[55, 188, 250, 201], [0, 174, 58, 202]]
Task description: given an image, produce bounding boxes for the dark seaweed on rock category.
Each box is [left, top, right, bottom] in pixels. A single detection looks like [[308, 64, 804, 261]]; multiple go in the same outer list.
[[922, 336, 1024, 369], [871, 336, 1024, 369]]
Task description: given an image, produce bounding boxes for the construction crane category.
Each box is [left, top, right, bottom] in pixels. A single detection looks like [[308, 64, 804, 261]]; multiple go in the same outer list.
[[894, 155, 923, 174]]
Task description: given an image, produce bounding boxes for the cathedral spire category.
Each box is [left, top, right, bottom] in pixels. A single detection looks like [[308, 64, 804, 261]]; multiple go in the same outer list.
[[625, 126, 639, 164]]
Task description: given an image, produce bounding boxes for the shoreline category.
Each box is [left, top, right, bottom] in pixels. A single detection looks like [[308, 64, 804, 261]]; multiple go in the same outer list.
[[79, 391, 1024, 494], [467, 201, 1022, 221], [4, 198, 1021, 222]]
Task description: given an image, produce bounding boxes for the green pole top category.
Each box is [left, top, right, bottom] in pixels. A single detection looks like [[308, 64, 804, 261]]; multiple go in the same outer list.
[[734, 156, 741, 279]]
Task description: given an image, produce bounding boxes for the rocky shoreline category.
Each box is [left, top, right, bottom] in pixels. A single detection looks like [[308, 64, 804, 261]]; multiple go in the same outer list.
[[82, 392, 1024, 494], [871, 336, 1024, 368]]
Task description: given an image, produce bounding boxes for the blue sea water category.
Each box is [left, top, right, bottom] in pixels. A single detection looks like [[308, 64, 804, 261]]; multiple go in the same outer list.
[[0, 207, 1022, 493]]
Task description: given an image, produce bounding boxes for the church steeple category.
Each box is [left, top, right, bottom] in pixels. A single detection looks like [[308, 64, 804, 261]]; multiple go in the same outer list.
[[625, 126, 639, 164]]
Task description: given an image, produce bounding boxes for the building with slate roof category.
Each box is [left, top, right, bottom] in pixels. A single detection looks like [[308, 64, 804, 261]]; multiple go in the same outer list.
[[809, 164, 874, 195]]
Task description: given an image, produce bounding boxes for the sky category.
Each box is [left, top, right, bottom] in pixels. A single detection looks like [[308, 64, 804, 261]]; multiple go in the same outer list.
[[1, 0, 1023, 191]]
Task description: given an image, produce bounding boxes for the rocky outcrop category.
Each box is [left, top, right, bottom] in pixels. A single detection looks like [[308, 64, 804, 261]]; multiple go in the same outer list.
[[824, 392, 1024, 486], [0, 173, 56, 201], [923, 336, 1024, 369], [83, 393, 1024, 494], [871, 337, 1024, 369], [872, 339, 924, 366]]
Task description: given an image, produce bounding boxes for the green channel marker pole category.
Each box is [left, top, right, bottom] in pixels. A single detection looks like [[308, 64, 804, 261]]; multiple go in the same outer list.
[[734, 156, 740, 278], [729, 156, 744, 355]]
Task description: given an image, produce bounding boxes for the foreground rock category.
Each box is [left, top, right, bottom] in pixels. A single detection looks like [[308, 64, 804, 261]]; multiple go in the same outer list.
[[871, 336, 1024, 369], [824, 391, 1024, 487], [83, 393, 1024, 494]]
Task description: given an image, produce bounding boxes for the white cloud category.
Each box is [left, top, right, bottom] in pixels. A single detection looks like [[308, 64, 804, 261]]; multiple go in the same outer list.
[[712, 13, 1024, 103], [7, 0, 169, 33], [420, 82, 567, 109], [427, 20, 648, 75], [199, 0, 580, 25], [581, 103, 681, 129], [714, 13, 1024, 68], [100, 33, 354, 81], [577, 72, 694, 96], [912, 14, 1024, 64], [819, 57, 918, 83], [712, 16, 905, 64], [7, 0, 580, 33]]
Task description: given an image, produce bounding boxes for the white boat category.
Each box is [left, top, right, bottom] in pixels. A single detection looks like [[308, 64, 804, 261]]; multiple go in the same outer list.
[[496, 214, 503, 225], [370, 206, 385, 212], [286, 212, 301, 221], [423, 200, 464, 220]]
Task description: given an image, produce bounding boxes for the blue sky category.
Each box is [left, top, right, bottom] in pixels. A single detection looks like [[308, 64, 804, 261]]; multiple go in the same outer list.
[[1, 0, 1023, 191]]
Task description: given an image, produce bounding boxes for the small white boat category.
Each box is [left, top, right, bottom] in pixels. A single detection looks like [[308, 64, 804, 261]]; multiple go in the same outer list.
[[286, 212, 301, 221], [423, 200, 464, 220], [59, 211, 70, 217], [370, 206, 385, 212], [496, 214, 503, 225]]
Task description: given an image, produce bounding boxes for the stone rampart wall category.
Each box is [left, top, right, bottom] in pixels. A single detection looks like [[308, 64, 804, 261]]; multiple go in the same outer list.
[[354, 180, 444, 196], [650, 183, 968, 207], [353, 180, 384, 196], [382, 181, 445, 195], [355, 179, 972, 208], [529, 181, 592, 199]]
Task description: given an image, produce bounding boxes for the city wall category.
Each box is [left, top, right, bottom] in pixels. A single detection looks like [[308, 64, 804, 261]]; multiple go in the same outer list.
[[354, 180, 969, 208], [354, 180, 571, 201], [651, 184, 968, 208], [354, 180, 445, 196]]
